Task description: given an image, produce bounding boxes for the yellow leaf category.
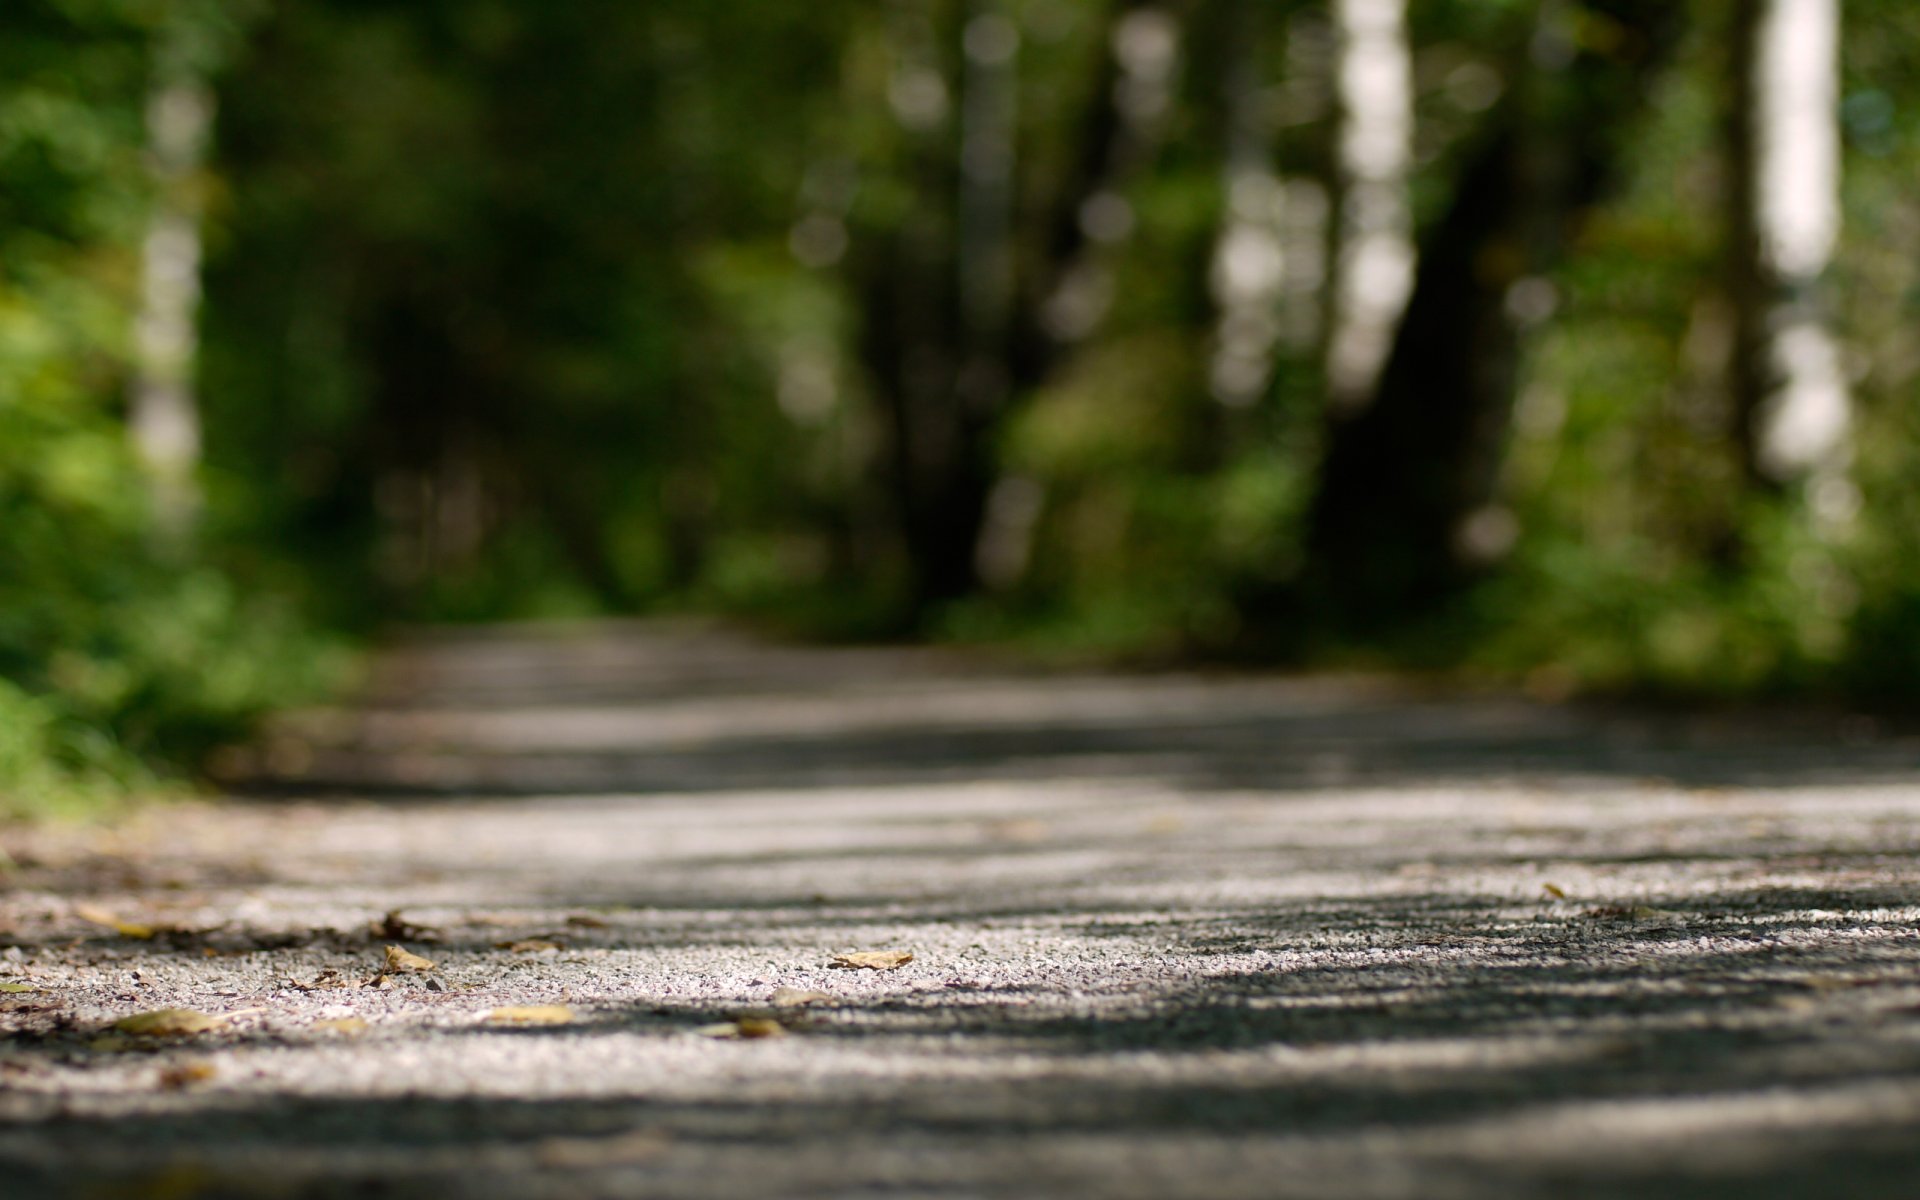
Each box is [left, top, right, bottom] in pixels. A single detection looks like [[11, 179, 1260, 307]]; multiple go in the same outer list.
[[312, 1017, 369, 1036], [0, 982, 36, 994], [75, 904, 155, 940], [696, 1017, 787, 1039], [115, 1009, 226, 1037], [830, 950, 913, 970], [487, 1005, 575, 1026], [770, 988, 833, 1007], [383, 944, 436, 973], [1542, 883, 1567, 899], [734, 1017, 786, 1039], [158, 1061, 218, 1089]]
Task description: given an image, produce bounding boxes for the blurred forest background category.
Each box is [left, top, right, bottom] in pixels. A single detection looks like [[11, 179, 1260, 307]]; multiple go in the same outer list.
[[3, 0, 1917, 812]]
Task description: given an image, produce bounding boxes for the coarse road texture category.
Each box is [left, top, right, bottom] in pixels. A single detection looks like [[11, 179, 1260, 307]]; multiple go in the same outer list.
[[5, 621, 1920, 1199]]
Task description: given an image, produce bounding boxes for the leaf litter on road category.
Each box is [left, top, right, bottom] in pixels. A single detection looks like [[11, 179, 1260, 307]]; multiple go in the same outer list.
[[383, 944, 436, 973], [830, 950, 913, 970], [115, 1009, 229, 1037], [74, 904, 157, 940], [487, 1005, 575, 1026], [696, 1016, 787, 1039], [157, 1060, 218, 1089], [312, 1016, 371, 1035]]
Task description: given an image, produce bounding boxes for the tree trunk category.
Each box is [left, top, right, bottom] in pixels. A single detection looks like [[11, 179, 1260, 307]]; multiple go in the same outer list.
[[130, 65, 215, 545], [1205, 0, 1287, 410], [1302, 0, 1686, 630], [858, 0, 1181, 620], [1727, 0, 1852, 523], [1324, 0, 1415, 412]]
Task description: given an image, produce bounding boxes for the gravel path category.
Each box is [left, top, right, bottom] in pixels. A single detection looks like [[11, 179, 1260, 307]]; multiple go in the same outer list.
[[5, 621, 1920, 1198]]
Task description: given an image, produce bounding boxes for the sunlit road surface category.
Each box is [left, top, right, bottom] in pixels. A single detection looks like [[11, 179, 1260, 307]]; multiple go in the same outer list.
[[5, 620, 1920, 1198]]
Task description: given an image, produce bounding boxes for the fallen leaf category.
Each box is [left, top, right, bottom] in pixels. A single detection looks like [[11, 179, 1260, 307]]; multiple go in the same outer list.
[[495, 939, 561, 954], [770, 988, 833, 1008], [533, 1130, 670, 1168], [383, 944, 435, 973], [0, 983, 36, 994], [696, 1017, 787, 1039], [1542, 883, 1567, 899], [487, 1005, 575, 1026], [312, 1017, 369, 1036], [158, 1061, 217, 1089], [830, 950, 913, 970], [75, 904, 156, 940], [733, 1017, 786, 1039], [986, 818, 1050, 844], [565, 914, 610, 929], [115, 1009, 226, 1037]]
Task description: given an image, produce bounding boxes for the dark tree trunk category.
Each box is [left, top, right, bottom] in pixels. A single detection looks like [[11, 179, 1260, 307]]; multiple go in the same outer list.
[[1301, 0, 1686, 631], [856, 0, 1177, 622]]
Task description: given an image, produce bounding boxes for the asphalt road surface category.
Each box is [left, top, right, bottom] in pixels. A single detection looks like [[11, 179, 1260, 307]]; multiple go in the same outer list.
[[4, 621, 1920, 1198]]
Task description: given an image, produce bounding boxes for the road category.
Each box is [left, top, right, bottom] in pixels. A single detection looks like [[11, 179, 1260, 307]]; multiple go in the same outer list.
[[4, 620, 1920, 1198]]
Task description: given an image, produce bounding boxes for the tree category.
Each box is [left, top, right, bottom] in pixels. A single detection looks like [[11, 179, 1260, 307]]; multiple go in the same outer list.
[[1324, 0, 1414, 412], [1726, 0, 1852, 524], [1300, 0, 1688, 631], [848, 0, 1182, 620], [130, 1, 255, 545]]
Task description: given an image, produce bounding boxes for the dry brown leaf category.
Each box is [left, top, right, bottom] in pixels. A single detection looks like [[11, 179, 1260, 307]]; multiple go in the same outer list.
[[495, 939, 561, 954], [75, 904, 155, 940], [158, 1061, 217, 1089], [115, 1009, 226, 1037], [383, 944, 436, 973], [770, 988, 833, 1008], [313, 1017, 370, 1036], [1542, 883, 1567, 899], [830, 950, 913, 970], [487, 1005, 575, 1026], [565, 914, 611, 929]]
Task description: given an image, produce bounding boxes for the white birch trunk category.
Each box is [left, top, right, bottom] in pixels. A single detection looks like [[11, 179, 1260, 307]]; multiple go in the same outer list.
[[1326, 0, 1414, 411], [1750, 0, 1852, 521], [131, 74, 214, 541]]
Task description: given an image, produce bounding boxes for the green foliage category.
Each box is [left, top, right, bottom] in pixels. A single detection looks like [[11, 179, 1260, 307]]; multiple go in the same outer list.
[[12, 0, 1920, 823], [0, 0, 337, 815]]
